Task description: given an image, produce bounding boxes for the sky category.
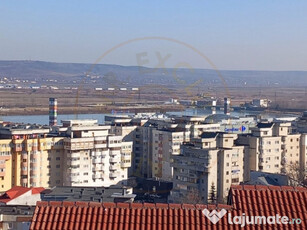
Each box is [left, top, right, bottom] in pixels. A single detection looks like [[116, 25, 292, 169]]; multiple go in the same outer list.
[[1, 0, 307, 71]]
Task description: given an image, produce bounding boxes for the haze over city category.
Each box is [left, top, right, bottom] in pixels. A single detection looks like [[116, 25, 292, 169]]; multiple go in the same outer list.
[[0, 1, 307, 230], [1, 0, 307, 70]]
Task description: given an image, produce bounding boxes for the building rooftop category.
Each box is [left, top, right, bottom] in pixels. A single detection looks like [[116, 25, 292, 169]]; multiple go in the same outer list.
[[0, 186, 44, 204], [0, 205, 35, 216], [228, 185, 307, 226], [256, 122, 274, 128], [41, 186, 135, 203], [31, 185, 307, 229], [30, 201, 232, 230], [200, 132, 219, 139]]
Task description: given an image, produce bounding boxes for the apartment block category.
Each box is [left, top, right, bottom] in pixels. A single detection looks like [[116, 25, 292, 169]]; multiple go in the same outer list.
[[296, 111, 307, 133], [62, 120, 132, 187], [0, 119, 133, 192], [0, 124, 64, 192], [151, 129, 183, 180], [246, 122, 301, 179], [170, 132, 245, 203], [300, 134, 307, 181]]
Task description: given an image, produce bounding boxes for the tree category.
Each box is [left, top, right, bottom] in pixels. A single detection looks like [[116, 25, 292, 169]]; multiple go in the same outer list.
[[209, 182, 217, 204], [284, 162, 307, 187], [185, 188, 203, 204]]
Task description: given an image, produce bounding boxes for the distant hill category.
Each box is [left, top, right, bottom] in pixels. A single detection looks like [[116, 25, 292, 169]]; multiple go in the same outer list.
[[0, 60, 307, 88]]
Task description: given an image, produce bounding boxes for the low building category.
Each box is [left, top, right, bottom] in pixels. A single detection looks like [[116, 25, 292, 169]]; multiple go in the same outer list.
[[41, 186, 135, 203], [0, 186, 44, 206], [244, 171, 289, 186], [0, 205, 35, 230]]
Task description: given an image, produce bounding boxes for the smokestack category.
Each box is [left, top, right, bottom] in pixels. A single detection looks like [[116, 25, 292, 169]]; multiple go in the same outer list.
[[49, 98, 57, 126], [224, 97, 230, 115]]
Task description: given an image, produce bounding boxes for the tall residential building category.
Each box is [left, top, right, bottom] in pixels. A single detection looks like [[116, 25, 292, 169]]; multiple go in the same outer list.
[[170, 132, 245, 203], [296, 111, 307, 133], [106, 114, 222, 180], [62, 120, 132, 187], [300, 134, 307, 181], [244, 122, 301, 178], [151, 128, 183, 181], [0, 119, 133, 192], [0, 124, 64, 192]]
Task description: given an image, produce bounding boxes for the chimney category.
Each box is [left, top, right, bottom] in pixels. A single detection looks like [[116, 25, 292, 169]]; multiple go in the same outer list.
[[224, 97, 230, 115], [49, 98, 57, 126]]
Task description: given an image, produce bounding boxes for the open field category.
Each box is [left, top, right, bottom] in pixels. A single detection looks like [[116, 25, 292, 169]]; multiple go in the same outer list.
[[0, 85, 306, 116]]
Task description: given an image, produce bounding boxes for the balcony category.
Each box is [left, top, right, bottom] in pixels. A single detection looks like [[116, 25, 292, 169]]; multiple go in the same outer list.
[[109, 157, 120, 163], [109, 165, 118, 170], [93, 173, 103, 179], [64, 137, 94, 150], [70, 175, 80, 181], [94, 143, 107, 149], [121, 155, 131, 161], [93, 158, 102, 164], [109, 172, 119, 178], [68, 166, 80, 173], [92, 166, 103, 171], [110, 150, 121, 157], [121, 162, 131, 168], [70, 160, 80, 166]]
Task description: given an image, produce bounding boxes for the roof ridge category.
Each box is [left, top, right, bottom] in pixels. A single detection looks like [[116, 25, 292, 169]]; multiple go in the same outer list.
[[36, 201, 233, 209], [231, 184, 307, 191]]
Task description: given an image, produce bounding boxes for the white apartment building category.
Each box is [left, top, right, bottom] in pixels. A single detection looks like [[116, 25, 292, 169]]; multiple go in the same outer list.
[[300, 134, 307, 181], [105, 114, 223, 180], [151, 129, 183, 181], [62, 120, 132, 187], [296, 111, 307, 133], [170, 132, 245, 203], [240, 122, 301, 181]]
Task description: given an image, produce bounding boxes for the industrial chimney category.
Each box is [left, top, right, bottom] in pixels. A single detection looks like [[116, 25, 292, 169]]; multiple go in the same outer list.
[[49, 98, 57, 126], [224, 97, 230, 115]]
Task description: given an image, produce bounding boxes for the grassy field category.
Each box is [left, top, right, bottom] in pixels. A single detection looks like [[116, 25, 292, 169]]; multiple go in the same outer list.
[[0, 86, 306, 116]]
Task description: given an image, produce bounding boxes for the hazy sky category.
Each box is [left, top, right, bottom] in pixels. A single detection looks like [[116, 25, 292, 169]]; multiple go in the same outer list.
[[1, 0, 307, 70]]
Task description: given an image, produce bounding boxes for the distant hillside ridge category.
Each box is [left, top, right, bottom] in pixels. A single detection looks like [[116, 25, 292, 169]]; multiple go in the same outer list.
[[0, 60, 307, 88]]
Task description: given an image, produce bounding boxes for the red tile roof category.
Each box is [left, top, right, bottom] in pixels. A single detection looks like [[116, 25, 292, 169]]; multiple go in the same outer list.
[[229, 185, 307, 228], [0, 186, 45, 204], [30, 185, 307, 230], [31, 201, 234, 230]]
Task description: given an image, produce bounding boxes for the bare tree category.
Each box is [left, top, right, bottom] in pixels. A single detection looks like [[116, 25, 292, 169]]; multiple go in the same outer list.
[[285, 162, 306, 187], [184, 188, 204, 204]]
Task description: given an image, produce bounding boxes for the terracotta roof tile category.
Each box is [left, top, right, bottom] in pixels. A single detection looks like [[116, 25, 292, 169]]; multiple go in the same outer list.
[[30, 185, 307, 230]]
